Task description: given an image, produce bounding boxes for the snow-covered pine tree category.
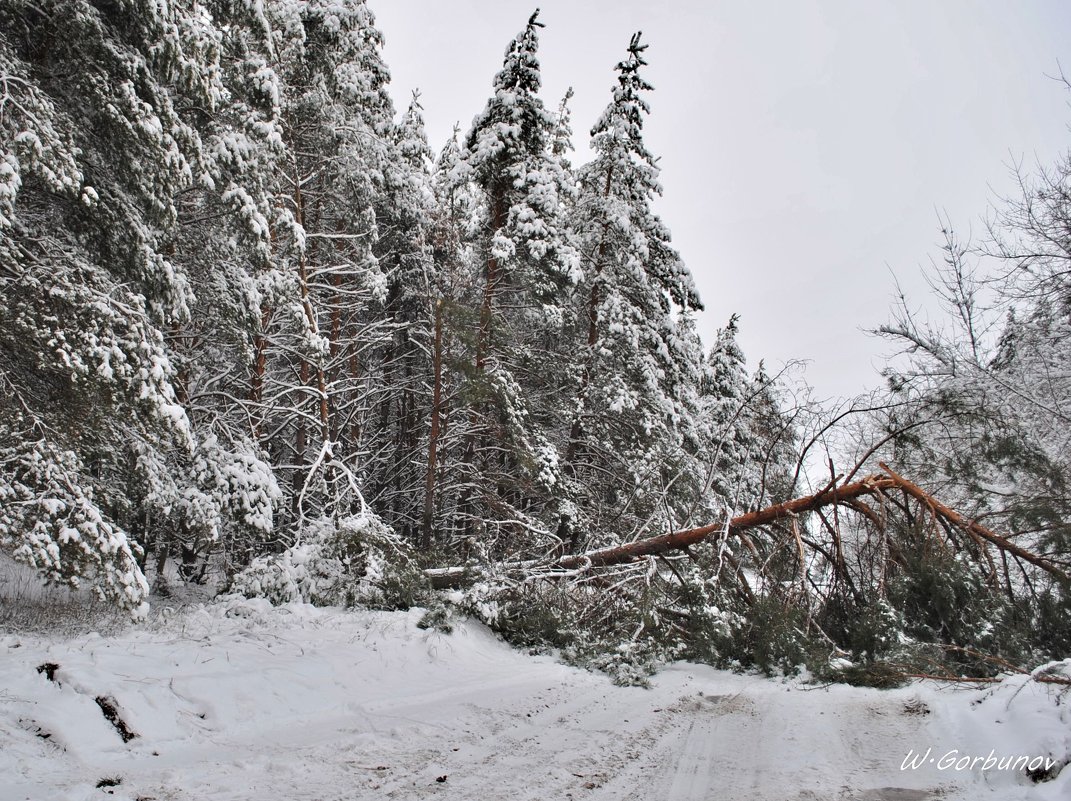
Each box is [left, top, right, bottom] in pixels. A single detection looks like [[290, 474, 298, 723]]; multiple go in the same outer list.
[[364, 90, 439, 543], [564, 32, 705, 547], [240, 0, 399, 533], [142, 0, 292, 579], [879, 221, 1071, 557], [448, 10, 580, 554], [0, 0, 279, 609], [0, 0, 306, 608], [416, 128, 483, 550], [870, 155, 1071, 662]]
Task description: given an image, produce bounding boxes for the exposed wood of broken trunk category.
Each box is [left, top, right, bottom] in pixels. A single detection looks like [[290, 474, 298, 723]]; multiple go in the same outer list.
[[425, 465, 1070, 589]]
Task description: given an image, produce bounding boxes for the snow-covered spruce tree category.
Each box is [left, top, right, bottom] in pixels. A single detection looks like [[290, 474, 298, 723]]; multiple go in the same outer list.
[[563, 32, 705, 549], [616, 317, 806, 676], [550, 86, 576, 168], [448, 35, 784, 682], [0, 0, 266, 611], [741, 361, 799, 506], [447, 10, 581, 555], [696, 316, 797, 513], [699, 315, 755, 507]]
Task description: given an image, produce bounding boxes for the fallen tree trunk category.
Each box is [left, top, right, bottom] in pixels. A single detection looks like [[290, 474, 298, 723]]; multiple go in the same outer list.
[[425, 466, 1070, 589]]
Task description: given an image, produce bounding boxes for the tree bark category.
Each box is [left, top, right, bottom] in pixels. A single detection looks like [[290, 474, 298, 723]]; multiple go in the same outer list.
[[250, 304, 270, 439], [421, 298, 444, 550]]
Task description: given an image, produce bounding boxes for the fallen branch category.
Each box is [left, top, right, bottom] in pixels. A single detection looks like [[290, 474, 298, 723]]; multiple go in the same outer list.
[[903, 673, 1071, 687]]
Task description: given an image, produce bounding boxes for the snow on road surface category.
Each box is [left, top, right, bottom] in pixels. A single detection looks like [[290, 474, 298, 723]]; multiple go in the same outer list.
[[1, 600, 1067, 801]]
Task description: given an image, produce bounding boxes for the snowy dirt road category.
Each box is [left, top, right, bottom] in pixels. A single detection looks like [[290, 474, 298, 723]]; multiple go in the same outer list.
[[1, 601, 1065, 801]]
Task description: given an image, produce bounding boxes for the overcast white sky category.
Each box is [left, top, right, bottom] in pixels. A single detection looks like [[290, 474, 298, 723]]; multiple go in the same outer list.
[[373, 1, 1071, 400]]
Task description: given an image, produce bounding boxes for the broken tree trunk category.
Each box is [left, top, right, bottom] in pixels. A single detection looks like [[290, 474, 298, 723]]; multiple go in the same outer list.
[[424, 466, 1070, 589]]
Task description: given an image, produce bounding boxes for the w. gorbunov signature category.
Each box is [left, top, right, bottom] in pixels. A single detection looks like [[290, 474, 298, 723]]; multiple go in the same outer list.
[[901, 748, 1058, 774]]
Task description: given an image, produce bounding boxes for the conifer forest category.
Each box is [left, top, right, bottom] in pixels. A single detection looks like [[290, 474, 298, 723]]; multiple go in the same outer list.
[[2, 0, 1070, 689]]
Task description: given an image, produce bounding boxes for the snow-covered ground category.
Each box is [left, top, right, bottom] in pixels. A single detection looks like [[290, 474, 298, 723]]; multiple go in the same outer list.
[[1, 599, 1067, 801]]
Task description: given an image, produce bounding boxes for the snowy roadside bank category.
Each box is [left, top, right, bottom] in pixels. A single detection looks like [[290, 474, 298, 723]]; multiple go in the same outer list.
[[1, 600, 1067, 801]]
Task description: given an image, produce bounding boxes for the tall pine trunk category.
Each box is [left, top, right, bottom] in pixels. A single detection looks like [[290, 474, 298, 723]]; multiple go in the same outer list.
[[422, 298, 444, 550], [459, 189, 508, 536]]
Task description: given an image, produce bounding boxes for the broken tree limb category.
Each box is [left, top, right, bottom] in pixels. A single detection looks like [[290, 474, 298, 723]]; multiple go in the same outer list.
[[425, 465, 1070, 589], [876, 463, 1069, 582], [901, 672, 1071, 687]]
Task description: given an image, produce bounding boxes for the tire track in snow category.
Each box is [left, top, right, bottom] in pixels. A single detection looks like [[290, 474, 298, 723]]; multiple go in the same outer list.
[[614, 685, 961, 801]]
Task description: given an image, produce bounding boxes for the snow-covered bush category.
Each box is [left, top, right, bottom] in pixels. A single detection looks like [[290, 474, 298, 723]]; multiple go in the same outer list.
[[455, 576, 576, 650], [576, 640, 662, 688], [415, 603, 455, 634], [229, 512, 426, 609], [0, 432, 148, 617], [445, 560, 672, 686], [128, 434, 281, 582], [707, 595, 829, 677]]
